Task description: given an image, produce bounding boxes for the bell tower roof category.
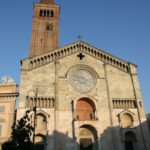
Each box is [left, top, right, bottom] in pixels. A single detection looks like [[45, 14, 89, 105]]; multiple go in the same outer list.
[[40, 0, 54, 5]]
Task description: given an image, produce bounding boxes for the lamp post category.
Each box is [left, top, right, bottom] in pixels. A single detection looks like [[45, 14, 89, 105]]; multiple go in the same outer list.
[[27, 88, 38, 150], [33, 88, 38, 149]]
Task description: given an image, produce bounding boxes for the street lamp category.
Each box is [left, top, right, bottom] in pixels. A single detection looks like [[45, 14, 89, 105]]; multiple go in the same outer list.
[[33, 88, 38, 150], [33, 106, 37, 147]]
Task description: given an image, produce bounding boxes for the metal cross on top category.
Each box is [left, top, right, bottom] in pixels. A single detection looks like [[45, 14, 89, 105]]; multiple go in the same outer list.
[[77, 35, 82, 41], [77, 53, 85, 60]]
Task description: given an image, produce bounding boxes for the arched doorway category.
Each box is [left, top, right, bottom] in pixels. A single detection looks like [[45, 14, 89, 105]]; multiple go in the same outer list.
[[79, 125, 98, 150], [35, 134, 46, 150], [76, 98, 96, 121], [124, 131, 136, 150]]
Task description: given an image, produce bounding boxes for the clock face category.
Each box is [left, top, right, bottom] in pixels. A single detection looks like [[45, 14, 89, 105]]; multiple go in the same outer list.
[[46, 23, 53, 31], [69, 70, 95, 92]]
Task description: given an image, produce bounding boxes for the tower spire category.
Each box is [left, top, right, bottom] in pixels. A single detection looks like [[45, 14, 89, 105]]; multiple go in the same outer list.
[[40, 0, 54, 5]]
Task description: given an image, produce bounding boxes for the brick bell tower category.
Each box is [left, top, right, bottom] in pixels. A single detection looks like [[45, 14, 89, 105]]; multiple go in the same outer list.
[[29, 0, 60, 58]]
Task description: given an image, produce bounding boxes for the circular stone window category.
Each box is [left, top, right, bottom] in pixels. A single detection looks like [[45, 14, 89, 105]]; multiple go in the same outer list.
[[68, 69, 96, 93]]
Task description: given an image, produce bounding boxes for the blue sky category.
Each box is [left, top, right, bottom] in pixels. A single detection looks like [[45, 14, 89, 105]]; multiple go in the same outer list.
[[0, 0, 150, 112]]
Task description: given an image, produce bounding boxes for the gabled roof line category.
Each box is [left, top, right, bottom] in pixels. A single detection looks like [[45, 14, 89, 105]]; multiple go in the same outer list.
[[79, 41, 130, 64], [26, 41, 132, 73], [118, 109, 136, 116]]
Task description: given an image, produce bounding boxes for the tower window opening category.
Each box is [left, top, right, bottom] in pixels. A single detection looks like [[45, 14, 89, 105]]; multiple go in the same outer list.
[[44, 10, 46, 17], [51, 10, 54, 17], [47, 10, 50, 17], [39, 10, 43, 17]]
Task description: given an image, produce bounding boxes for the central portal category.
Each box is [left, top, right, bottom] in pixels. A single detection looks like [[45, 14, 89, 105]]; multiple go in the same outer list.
[[79, 125, 98, 150], [80, 138, 93, 150]]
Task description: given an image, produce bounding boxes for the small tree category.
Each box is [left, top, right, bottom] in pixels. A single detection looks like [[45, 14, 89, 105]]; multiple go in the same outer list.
[[2, 110, 34, 150]]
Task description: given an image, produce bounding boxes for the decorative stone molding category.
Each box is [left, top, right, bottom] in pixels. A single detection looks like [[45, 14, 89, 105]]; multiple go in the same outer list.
[[118, 109, 135, 118], [112, 99, 137, 109], [0, 93, 19, 98], [28, 41, 131, 73], [26, 96, 55, 108]]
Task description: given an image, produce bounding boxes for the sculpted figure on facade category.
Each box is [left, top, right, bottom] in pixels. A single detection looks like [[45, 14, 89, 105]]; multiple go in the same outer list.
[[1, 76, 15, 84]]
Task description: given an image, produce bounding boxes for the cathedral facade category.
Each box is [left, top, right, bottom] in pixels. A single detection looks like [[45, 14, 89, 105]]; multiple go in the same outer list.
[[15, 0, 150, 150]]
